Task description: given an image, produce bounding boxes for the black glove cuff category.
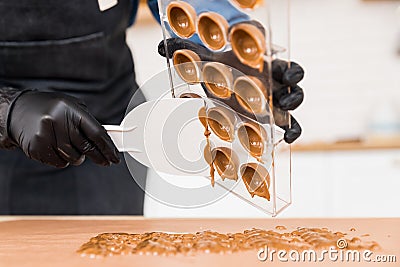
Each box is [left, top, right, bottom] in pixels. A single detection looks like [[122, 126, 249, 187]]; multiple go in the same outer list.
[[0, 87, 31, 149]]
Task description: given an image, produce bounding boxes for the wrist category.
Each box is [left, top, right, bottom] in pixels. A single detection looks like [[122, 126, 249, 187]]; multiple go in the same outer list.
[[1, 88, 33, 148]]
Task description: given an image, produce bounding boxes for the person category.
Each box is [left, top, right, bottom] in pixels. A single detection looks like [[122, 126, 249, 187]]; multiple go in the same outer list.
[[0, 0, 304, 215]]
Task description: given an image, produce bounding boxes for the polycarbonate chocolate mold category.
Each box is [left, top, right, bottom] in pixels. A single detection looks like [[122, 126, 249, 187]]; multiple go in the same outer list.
[[210, 147, 239, 181], [159, 0, 293, 216], [207, 106, 237, 142], [229, 23, 266, 70], [237, 119, 267, 159], [240, 163, 270, 200], [202, 62, 234, 99], [167, 1, 197, 38], [173, 49, 202, 84], [198, 12, 229, 51], [233, 76, 267, 115], [231, 0, 263, 9]]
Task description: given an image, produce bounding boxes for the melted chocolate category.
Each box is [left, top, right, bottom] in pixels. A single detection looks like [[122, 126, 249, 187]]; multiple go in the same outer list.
[[240, 163, 271, 201], [230, 23, 265, 71], [167, 1, 196, 38], [78, 227, 380, 258], [237, 122, 267, 161], [198, 13, 229, 51], [198, 107, 270, 199], [202, 114, 215, 187]]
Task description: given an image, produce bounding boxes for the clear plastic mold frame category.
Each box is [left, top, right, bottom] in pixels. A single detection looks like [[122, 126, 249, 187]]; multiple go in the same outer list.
[[156, 0, 292, 216]]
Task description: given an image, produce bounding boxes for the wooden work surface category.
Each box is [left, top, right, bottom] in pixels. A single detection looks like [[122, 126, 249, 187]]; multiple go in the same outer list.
[[0, 217, 399, 267]]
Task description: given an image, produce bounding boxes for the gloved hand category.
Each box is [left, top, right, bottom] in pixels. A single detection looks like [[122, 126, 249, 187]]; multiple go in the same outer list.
[[158, 38, 305, 143], [8, 91, 120, 168]]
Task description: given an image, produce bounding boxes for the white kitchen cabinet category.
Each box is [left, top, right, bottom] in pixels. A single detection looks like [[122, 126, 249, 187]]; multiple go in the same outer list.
[[326, 150, 400, 217], [144, 150, 400, 218]]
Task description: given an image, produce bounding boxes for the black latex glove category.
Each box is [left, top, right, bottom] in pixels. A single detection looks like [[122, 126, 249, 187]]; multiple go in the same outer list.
[[8, 91, 120, 168], [158, 38, 305, 143]]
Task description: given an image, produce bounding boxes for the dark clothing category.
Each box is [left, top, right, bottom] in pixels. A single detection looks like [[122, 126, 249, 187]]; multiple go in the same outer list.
[[0, 150, 145, 215], [0, 0, 137, 124], [0, 0, 152, 214]]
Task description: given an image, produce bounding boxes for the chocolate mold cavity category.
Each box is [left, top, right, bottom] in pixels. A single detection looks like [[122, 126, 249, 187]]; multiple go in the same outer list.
[[207, 106, 236, 142], [231, 0, 263, 9], [211, 147, 239, 181], [198, 12, 229, 51], [167, 1, 197, 38], [202, 62, 233, 99], [229, 23, 266, 70], [173, 49, 201, 84], [240, 163, 270, 201], [179, 92, 202, 98], [237, 120, 267, 159], [234, 76, 267, 114]]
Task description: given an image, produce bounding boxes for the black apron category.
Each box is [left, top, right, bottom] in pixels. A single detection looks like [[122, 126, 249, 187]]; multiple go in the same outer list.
[[0, 0, 147, 215]]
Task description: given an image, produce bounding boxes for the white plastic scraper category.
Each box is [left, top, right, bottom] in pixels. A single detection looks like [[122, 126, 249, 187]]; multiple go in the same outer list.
[[103, 98, 210, 176]]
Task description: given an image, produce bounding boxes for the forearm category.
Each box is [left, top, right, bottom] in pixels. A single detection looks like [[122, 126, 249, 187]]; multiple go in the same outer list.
[[0, 87, 26, 149]]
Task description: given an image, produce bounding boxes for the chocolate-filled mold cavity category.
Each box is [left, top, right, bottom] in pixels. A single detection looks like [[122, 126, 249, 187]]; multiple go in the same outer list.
[[237, 120, 267, 159], [207, 106, 236, 142], [211, 147, 239, 181], [198, 12, 229, 51], [180, 92, 202, 98], [167, 1, 197, 38], [231, 0, 263, 9], [240, 163, 270, 201], [234, 76, 267, 115], [230, 23, 266, 70], [173, 50, 201, 84], [203, 62, 233, 99]]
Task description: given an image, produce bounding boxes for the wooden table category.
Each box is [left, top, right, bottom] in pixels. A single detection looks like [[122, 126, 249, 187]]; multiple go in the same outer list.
[[0, 217, 398, 267]]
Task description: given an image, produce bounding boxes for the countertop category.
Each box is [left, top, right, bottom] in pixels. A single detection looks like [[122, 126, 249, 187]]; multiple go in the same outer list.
[[292, 138, 400, 152], [0, 217, 399, 267]]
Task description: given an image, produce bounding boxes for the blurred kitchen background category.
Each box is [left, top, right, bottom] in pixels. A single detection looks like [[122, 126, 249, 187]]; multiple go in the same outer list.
[[127, 0, 400, 218]]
